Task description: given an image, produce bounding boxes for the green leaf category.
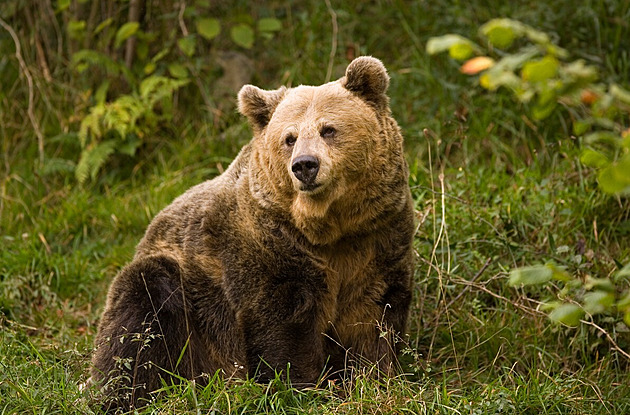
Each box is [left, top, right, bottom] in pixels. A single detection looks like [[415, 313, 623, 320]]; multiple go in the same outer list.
[[597, 155, 630, 194], [610, 84, 630, 105], [549, 303, 584, 326], [580, 149, 609, 168], [114, 22, 140, 49], [196, 18, 220, 40], [57, 0, 71, 12], [617, 263, 630, 280], [583, 291, 615, 315], [480, 70, 521, 91], [42, 157, 76, 176], [494, 46, 540, 72], [67, 20, 86, 40], [258, 17, 282, 32], [136, 39, 148, 60], [573, 119, 592, 136], [539, 301, 560, 312], [94, 18, 114, 35], [532, 99, 557, 120], [509, 265, 553, 286], [75, 141, 117, 184], [449, 43, 474, 60], [563, 60, 598, 82], [522, 56, 559, 83], [118, 135, 142, 157], [230, 24, 255, 49], [168, 63, 189, 79], [583, 131, 621, 145], [144, 62, 156, 75], [548, 264, 572, 282], [523, 26, 551, 46], [426, 34, 479, 61], [94, 81, 110, 105], [544, 43, 569, 59], [139, 76, 188, 105], [484, 25, 516, 49], [151, 48, 170, 63], [177, 35, 196, 57], [480, 19, 525, 47], [78, 104, 106, 148], [618, 291, 630, 309], [72, 49, 122, 76]]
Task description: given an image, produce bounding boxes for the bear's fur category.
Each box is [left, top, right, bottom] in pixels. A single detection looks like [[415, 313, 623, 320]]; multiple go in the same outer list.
[[91, 56, 415, 409]]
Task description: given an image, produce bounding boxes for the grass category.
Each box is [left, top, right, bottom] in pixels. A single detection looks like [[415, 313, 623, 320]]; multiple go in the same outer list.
[[1, 0, 630, 413]]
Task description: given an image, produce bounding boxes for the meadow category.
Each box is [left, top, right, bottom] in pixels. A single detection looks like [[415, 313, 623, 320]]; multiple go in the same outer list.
[[1, 1, 629, 413]]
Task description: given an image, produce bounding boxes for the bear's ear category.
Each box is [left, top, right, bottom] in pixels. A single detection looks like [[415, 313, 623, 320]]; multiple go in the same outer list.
[[341, 56, 390, 108], [238, 85, 287, 131]]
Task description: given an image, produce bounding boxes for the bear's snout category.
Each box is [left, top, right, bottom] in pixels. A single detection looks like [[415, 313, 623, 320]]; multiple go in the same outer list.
[[291, 155, 320, 186]]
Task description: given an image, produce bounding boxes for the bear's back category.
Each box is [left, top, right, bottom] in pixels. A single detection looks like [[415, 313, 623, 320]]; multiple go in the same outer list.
[[135, 143, 252, 262]]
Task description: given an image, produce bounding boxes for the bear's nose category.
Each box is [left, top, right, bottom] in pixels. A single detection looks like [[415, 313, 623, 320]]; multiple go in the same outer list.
[[291, 155, 320, 184]]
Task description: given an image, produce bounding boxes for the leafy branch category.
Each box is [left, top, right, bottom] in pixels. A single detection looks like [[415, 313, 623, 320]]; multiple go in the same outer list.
[[76, 76, 188, 184], [427, 18, 630, 195], [509, 263, 630, 328], [428, 19, 630, 343]]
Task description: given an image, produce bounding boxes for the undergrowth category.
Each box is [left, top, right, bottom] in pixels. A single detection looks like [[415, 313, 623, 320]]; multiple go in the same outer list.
[[1, 0, 629, 413]]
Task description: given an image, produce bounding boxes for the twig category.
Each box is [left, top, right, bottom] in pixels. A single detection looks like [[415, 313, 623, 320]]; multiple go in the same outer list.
[[44, 0, 63, 59], [443, 257, 492, 311], [178, 1, 189, 37], [324, 0, 338, 83], [34, 35, 52, 82], [456, 276, 544, 317], [581, 319, 630, 361], [0, 17, 45, 165]]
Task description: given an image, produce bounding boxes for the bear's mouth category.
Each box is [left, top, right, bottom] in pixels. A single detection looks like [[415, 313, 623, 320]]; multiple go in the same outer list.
[[298, 182, 323, 194]]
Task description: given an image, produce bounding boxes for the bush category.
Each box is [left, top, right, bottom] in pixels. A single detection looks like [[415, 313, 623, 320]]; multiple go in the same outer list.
[[428, 18, 630, 334], [427, 18, 630, 195]]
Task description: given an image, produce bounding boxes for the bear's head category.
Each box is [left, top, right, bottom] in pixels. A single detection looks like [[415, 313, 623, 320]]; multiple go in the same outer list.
[[238, 57, 406, 245]]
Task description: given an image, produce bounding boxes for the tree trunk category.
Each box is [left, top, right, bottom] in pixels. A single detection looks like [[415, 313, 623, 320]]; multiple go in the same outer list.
[[124, 0, 143, 69]]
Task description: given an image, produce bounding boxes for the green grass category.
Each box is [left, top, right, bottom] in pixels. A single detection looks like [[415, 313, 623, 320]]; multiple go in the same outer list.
[[2, 0, 630, 413]]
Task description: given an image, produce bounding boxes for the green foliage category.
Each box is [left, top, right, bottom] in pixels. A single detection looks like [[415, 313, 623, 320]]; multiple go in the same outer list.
[[510, 263, 630, 327], [114, 22, 140, 49], [425, 34, 481, 60], [75, 76, 188, 183], [508, 263, 569, 286], [231, 23, 256, 49], [428, 18, 630, 196], [12, 2, 284, 184], [429, 17, 630, 332], [196, 18, 221, 41]]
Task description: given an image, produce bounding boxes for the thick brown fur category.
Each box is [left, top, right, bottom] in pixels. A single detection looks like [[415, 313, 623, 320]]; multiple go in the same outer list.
[[91, 56, 415, 410]]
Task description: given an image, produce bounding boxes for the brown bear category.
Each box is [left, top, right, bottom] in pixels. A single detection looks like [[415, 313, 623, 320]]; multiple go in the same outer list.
[[90, 56, 415, 409]]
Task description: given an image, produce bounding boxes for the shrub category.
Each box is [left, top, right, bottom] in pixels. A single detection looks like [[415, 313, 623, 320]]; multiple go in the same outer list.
[[427, 18, 630, 195], [428, 18, 630, 336]]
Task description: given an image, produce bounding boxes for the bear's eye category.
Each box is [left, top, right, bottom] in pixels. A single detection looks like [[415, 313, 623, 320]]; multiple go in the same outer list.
[[320, 126, 336, 139], [285, 134, 297, 147]]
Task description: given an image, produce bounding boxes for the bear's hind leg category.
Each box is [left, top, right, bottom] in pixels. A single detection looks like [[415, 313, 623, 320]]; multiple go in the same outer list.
[[91, 255, 211, 410]]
